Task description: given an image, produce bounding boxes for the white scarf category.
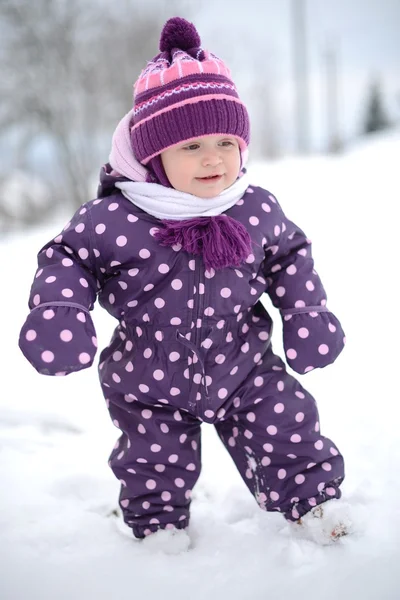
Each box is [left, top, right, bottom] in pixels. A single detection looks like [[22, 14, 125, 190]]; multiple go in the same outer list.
[[115, 173, 250, 221]]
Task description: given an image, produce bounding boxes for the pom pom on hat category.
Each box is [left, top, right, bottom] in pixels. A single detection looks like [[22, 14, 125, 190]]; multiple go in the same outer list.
[[159, 17, 201, 52]]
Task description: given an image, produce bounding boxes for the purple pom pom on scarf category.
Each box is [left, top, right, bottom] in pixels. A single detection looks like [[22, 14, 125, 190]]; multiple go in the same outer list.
[[154, 215, 253, 271]]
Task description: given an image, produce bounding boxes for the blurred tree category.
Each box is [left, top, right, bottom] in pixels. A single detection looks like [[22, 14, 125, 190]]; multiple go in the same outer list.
[[363, 77, 391, 135], [0, 0, 193, 231]]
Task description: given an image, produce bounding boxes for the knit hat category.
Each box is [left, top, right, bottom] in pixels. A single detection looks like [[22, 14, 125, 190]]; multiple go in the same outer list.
[[130, 17, 250, 172]]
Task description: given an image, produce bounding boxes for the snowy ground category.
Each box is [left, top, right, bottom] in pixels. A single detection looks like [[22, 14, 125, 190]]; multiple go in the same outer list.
[[1, 131, 399, 599]]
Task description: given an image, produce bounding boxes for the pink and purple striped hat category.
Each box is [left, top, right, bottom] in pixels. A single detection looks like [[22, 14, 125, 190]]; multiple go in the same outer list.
[[130, 17, 250, 171]]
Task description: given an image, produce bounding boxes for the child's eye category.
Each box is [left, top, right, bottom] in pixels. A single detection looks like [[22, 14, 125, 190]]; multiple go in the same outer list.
[[183, 143, 200, 151], [219, 140, 235, 147]]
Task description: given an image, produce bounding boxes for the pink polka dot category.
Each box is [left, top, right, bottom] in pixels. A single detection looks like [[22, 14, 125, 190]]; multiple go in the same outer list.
[[120, 499, 129, 508], [161, 491, 171, 502], [314, 440, 324, 450], [318, 344, 329, 355], [45, 276, 56, 283], [276, 286, 285, 297], [261, 456, 271, 466], [221, 287, 231, 298], [171, 279, 183, 290], [277, 381, 284, 392], [304, 366, 314, 373], [151, 444, 161, 453], [139, 249, 151, 259], [328, 323, 337, 333], [76, 312, 86, 323], [322, 462, 332, 471], [95, 223, 106, 234], [246, 412, 256, 422], [60, 330, 73, 342], [286, 348, 297, 359], [175, 478, 185, 488], [295, 412, 304, 422], [295, 474, 305, 484], [79, 352, 91, 364], [262, 203, 271, 212], [41, 350, 54, 363], [249, 216, 259, 226], [270, 491, 280, 501], [146, 479, 156, 490], [286, 265, 297, 275], [78, 248, 89, 260], [295, 391, 305, 399], [298, 327, 309, 338], [274, 403, 285, 413], [326, 487, 336, 496], [306, 280, 315, 291], [290, 434, 301, 443], [61, 288, 73, 298], [141, 410, 152, 419], [26, 330, 37, 341], [258, 331, 269, 341], [153, 369, 164, 381], [154, 298, 165, 308], [267, 425, 277, 435], [254, 376, 263, 387], [62, 258, 73, 267], [263, 443, 273, 452], [278, 469, 286, 479]]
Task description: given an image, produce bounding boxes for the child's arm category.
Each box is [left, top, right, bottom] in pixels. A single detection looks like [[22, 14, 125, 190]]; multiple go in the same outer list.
[[19, 202, 102, 376], [262, 198, 345, 374]]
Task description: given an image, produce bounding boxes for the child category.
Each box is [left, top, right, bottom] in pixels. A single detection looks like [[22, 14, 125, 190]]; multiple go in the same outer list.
[[19, 17, 351, 547]]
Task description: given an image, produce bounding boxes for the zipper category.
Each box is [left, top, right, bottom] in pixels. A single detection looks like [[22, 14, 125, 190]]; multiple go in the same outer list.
[[194, 257, 209, 413]]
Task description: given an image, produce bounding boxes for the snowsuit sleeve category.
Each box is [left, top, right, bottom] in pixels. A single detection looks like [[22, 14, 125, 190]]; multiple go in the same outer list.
[[262, 197, 345, 374], [18, 202, 102, 376]]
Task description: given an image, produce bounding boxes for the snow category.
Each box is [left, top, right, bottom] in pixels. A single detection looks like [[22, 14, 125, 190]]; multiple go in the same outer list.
[[1, 130, 399, 599]]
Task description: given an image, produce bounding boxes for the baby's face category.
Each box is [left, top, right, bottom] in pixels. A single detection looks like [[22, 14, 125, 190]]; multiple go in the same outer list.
[[160, 135, 241, 198]]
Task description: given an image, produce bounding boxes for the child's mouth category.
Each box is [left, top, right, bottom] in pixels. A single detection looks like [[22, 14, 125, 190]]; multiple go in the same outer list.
[[196, 175, 223, 182]]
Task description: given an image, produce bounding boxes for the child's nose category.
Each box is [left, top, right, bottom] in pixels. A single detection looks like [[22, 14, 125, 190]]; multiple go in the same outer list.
[[202, 152, 222, 167]]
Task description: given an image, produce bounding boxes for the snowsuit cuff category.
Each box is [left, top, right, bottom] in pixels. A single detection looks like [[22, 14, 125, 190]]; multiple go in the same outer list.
[[284, 482, 343, 522], [130, 517, 189, 539]]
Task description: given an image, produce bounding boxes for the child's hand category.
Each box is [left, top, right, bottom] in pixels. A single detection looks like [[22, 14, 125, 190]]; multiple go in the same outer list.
[[281, 309, 345, 374], [19, 305, 97, 376]]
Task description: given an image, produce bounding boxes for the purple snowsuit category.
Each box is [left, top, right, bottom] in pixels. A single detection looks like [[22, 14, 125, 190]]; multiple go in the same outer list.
[[19, 168, 346, 538]]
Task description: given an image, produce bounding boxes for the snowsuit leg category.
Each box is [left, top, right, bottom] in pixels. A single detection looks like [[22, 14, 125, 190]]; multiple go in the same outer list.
[[102, 385, 202, 538], [214, 349, 344, 522]]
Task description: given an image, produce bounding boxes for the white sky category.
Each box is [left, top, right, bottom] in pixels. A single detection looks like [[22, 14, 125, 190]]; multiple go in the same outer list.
[[192, 0, 400, 151]]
